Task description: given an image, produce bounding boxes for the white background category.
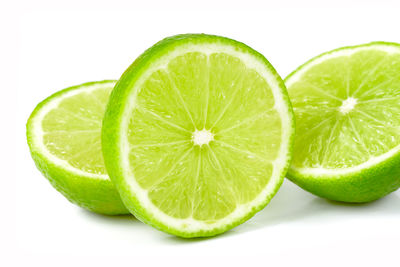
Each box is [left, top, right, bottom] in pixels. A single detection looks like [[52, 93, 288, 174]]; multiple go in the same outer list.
[[3, 0, 400, 266]]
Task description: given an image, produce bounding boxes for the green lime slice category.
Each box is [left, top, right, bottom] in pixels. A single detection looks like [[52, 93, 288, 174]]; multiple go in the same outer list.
[[286, 42, 400, 203], [26, 81, 128, 215], [103, 34, 295, 237]]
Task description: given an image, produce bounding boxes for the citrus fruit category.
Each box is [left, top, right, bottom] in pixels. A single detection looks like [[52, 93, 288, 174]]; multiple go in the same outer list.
[[286, 42, 400, 203], [102, 34, 295, 237], [26, 81, 129, 215]]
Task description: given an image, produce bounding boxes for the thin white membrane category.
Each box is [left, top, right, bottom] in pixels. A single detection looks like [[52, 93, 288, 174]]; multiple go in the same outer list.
[[31, 82, 116, 180], [286, 44, 400, 177], [119, 43, 293, 232]]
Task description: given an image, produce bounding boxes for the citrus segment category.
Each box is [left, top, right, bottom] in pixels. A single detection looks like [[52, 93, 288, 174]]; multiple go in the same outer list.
[[286, 42, 400, 202], [27, 81, 128, 215], [103, 34, 294, 237]]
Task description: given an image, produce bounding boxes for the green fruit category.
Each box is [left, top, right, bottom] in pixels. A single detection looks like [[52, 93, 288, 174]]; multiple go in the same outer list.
[[286, 42, 400, 203], [103, 34, 295, 237], [27, 81, 129, 215]]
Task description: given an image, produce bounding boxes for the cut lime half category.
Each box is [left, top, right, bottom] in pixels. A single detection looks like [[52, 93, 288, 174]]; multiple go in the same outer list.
[[103, 34, 295, 237], [27, 81, 128, 215], [286, 42, 400, 203]]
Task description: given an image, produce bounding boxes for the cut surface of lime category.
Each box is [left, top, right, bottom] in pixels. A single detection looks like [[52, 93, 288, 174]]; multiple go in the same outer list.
[[286, 42, 400, 202], [27, 81, 128, 215], [103, 34, 294, 237]]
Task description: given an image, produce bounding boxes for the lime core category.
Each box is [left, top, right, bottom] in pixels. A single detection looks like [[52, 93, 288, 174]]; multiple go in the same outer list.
[[192, 129, 214, 146]]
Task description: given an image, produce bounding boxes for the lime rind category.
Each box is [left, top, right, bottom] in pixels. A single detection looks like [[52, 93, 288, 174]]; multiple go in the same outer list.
[[285, 42, 400, 202], [103, 34, 295, 237], [288, 150, 400, 202], [27, 80, 128, 215]]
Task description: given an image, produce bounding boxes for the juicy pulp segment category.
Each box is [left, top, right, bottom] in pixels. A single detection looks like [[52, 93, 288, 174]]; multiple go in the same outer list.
[[42, 86, 113, 175], [127, 51, 282, 221], [288, 46, 400, 170]]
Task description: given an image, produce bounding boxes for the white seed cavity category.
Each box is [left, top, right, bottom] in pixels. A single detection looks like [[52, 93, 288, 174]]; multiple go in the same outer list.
[[192, 129, 214, 146], [339, 97, 358, 114]]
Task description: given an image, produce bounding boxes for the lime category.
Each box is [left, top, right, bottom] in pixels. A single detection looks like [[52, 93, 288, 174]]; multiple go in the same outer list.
[[26, 81, 128, 215], [286, 42, 400, 203], [103, 34, 295, 237]]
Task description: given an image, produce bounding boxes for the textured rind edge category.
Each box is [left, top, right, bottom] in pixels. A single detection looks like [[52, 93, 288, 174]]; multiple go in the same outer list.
[[102, 34, 296, 237], [285, 41, 400, 203], [287, 152, 400, 203], [26, 80, 129, 215]]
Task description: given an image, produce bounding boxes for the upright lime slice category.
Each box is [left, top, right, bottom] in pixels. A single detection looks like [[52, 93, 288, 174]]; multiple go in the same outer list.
[[103, 34, 295, 237], [286, 42, 400, 203], [27, 81, 128, 215]]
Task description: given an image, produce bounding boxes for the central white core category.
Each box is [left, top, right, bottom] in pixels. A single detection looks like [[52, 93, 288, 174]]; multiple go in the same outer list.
[[339, 97, 358, 114], [192, 129, 214, 146]]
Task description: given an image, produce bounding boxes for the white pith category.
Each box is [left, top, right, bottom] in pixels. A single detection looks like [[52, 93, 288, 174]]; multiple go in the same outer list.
[[286, 44, 400, 177], [339, 97, 357, 114], [30, 82, 116, 180], [119, 43, 293, 232], [192, 129, 214, 146]]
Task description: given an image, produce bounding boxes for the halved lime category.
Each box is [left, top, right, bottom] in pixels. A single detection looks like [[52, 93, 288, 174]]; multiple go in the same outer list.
[[102, 34, 295, 237], [26, 81, 128, 215], [286, 42, 400, 203]]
